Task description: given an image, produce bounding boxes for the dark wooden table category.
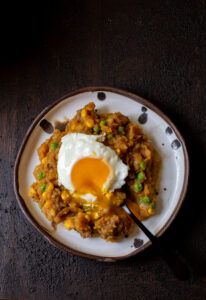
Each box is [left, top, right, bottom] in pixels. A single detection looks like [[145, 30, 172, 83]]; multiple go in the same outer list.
[[1, 1, 206, 299]]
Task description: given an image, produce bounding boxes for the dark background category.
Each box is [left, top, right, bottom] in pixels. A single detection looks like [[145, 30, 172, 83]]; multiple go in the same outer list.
[[0, 0, 206, 299]]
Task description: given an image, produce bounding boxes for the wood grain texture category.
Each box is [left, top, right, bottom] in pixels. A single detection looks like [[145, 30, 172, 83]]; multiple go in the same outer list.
[[0, 0, 206, 299]]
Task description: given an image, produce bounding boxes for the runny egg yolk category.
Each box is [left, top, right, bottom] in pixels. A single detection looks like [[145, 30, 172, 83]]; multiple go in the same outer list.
[[71, 157, 111, 195]]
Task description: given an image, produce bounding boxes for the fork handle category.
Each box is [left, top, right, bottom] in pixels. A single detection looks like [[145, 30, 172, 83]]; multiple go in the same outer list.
[[127, 206, 193, 281]]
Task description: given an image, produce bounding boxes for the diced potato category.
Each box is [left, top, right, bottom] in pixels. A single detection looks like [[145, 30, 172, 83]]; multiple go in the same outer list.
[[144, 184, 150, 196], [81, 109, 87, 118], [29, 187, 36, 197], [41, 157, 47, 164]]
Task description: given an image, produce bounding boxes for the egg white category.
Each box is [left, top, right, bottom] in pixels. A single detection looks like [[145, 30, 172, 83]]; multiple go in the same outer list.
[[57, 133, 129, 196]]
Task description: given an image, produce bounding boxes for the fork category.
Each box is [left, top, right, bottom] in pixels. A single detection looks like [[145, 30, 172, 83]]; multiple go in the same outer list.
[[125, 199, 193, 281]]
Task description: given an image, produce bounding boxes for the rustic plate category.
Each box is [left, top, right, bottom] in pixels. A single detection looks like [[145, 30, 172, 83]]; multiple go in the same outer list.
[[14, 87, 189, 261]]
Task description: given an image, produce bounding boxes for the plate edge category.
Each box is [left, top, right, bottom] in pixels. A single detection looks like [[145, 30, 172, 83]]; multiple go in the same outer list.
[[13, 86, 189, 261]]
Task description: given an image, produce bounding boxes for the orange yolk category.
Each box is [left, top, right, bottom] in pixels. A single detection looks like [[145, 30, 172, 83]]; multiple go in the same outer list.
[[71, 157, 111, 195]]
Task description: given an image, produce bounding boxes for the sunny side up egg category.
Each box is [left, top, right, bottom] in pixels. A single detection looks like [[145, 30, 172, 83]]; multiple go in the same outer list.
[[57, 133, 129, 202]]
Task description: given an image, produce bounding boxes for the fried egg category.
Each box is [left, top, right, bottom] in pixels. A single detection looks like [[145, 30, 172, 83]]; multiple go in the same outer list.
[[57, 133, 128, 201]]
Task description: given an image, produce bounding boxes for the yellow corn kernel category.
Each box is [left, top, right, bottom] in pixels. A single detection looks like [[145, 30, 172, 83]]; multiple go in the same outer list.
[[116, 149, 121, 155], [29, 187, 36, 197], [44, 200, 52, 209], [61, 190, 70, 201], [93, 212, 99, 220], [64, 218, 74, 230], [41, 157, 47, 164], [42, 192, 47, 199], [47, 183, 54, 192], [85, 118, 94, 128], [81, 109, 87, 118], [85, 214, 91, 221], [148, 208, 155, 215], [105, 192, 112, 200]]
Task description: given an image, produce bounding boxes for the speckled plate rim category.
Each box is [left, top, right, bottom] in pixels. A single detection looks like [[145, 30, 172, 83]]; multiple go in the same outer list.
[[14, 86, 189, 262]]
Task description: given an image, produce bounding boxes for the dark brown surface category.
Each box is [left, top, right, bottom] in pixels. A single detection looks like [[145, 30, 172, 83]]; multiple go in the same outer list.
[[0, 0, 206, 299]]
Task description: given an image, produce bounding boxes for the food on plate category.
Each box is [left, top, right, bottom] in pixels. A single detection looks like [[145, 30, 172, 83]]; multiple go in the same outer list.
[[29, 102, 158, 241]]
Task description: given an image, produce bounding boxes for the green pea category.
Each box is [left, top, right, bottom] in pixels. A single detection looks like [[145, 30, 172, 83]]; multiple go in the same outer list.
[[93, 125, 100, 133], [140, 196, 152, 204], [107, 134, 113, 140], [40, 183, 46, 192], [38, 171, 45, 180], [50, 142, 58, 150], [136, 171, 145, 181], [118, 126, 125, 134], [133, 182, 143, 193], [140, 161, 146, 170], [100, 120, 107, 126]]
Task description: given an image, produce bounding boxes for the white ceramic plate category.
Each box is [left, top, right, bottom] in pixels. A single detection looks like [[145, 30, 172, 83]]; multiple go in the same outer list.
[[14, 87, 189, 261]]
